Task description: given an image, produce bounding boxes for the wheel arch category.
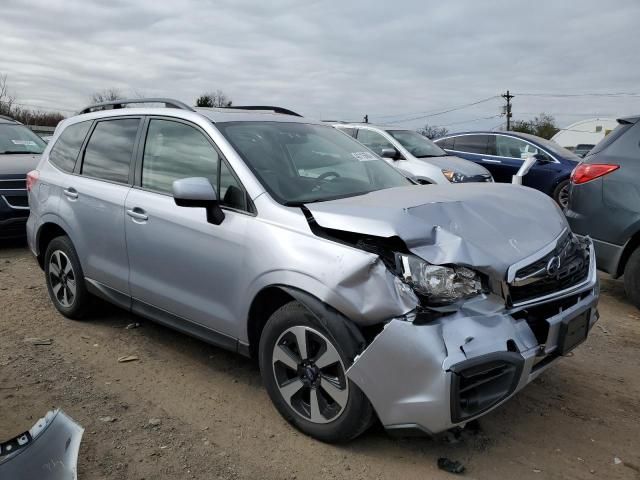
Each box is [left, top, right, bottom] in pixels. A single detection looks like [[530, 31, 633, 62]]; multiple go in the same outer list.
[[245, 285, 366, 361], [35, 221, 70, 269], [616, 228, 640, 278]]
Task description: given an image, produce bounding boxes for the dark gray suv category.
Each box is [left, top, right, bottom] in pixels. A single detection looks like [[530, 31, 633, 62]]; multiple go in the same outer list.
[[566, 115, 640, 306]]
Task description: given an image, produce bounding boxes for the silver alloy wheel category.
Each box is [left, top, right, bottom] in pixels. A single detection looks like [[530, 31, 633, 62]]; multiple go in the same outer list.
[[558, 184, 570, 208], [48, 250, 76, 308], [272, 325, 349, 424]]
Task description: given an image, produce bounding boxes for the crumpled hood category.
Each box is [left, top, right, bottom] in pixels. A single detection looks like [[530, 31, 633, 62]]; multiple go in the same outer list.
[[420, 155, 491, 177], [305, 183, 567, 278], [0, 153, 41, 175]]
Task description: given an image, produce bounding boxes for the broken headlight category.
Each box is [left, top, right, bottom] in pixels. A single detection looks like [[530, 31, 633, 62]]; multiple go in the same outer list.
[[396, 253, 482, 304]]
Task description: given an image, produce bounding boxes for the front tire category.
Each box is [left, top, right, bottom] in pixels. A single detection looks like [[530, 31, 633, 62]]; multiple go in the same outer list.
[[624, 248, 640, 309], [259, 301, 373, 443], [44, 236, 91, 319]]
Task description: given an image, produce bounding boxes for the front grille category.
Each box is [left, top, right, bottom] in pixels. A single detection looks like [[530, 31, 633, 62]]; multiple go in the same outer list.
[[3, 195, 28, 207], [0, 178, 26, 190], [508, 234, 590, 305]]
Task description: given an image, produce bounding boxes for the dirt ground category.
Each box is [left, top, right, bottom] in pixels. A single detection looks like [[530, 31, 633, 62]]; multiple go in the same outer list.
[[1, 239, 639, 480]]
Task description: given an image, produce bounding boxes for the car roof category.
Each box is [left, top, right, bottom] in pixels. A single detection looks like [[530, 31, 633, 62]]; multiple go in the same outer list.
[[439, 130, 547, 144], [618, 115, 640, 124], [195, 107, 317, 124], [331, 122, 409, 131], [0, 115, 21, 125]]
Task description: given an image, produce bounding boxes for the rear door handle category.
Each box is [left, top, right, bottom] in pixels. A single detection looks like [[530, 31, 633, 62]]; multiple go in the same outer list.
[[63, 187, 78, 199], [126, 208, 148, 222], [481, 158, 502, 164]]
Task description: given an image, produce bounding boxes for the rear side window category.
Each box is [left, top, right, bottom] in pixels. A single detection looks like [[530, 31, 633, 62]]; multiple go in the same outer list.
[[49, 121, 91, 172], [356, 129, 396, 156], [437, 137, 454, 149], [82, 119, 140, 183], [452, 135, 489, 154]]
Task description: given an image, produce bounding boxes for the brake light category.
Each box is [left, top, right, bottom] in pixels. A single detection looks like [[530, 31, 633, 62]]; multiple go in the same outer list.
[[571, 163, 619, 185], [26, 170, 39, 192]]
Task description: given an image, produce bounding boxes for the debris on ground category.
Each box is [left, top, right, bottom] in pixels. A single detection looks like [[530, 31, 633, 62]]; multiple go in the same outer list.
[[437, 457, 465, 474], [117, 355, 139, 363], [597, 324, 609, 334], [98, 416, 116, 423], [24, 337, 52, 345], [125, 322, 140, 330], [148, 418, 161, 427], [614, 457, 622, 465]]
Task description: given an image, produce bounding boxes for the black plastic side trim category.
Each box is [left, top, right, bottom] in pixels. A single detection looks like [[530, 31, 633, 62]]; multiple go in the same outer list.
[[85, 278, 132, 311], [131, 299, 239, 353]]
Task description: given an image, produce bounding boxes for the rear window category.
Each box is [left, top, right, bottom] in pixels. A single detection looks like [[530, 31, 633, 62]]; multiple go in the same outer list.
[[49, 121, 91, 172], [0, 124, 47, 154], [587, 121, 635, 157], [81, 118, 140, 183]]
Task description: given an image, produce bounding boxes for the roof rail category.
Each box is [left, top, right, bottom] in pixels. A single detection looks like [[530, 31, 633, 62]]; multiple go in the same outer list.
[[225, 105, 302, 117], [79, 98, 195, 115]]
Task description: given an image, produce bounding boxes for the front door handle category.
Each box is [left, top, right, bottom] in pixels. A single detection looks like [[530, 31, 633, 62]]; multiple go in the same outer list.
[[126, 208, 148, 221], [63, 187, 78, 199], [481, 158, 502, 164]]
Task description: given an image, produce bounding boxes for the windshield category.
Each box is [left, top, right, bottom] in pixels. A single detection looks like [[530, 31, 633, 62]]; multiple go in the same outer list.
[[0, 124, 47, 154], [217, 122, 412, 205], [386, 130, 447, 158]]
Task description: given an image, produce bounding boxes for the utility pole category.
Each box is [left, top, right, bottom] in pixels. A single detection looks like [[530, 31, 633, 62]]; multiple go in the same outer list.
[[363, 114, 368, 124], [502, 90, 514, 130]]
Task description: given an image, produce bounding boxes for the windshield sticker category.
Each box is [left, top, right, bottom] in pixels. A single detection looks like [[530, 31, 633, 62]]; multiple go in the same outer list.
[[11, 140, 37, 146], [352, 151, 377, 162]]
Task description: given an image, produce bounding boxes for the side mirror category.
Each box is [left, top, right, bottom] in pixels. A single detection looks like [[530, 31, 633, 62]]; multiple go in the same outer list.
[[381, 148, 400, 160], [172, 177, 225, 225]]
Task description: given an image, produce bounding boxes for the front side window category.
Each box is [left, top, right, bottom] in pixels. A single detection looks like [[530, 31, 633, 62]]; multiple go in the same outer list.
[[492, 136, 538, 160], [142, 119, 249, 211], [142, 119, 219, 194], [386, 130, 447, 158], [355, 129, 397, 156], [217, 122, 411, 206], [452, 135, 488, 154], [0, 124, 47, 155], [48, 121, 91, 172], [82, 118, 140, 183]]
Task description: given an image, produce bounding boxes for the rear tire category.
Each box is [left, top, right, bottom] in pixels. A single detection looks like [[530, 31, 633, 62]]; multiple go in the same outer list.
[[624, 248, 640, 309], [553, 180, 570, 209], [44, 236, 91, 319], [259, 301, 373, 443]]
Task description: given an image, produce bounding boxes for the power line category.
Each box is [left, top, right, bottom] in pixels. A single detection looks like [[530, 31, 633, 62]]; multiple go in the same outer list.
[[434, 114, 502, 128], [517, 92, 640, 98], [381, 95, 500, 124]]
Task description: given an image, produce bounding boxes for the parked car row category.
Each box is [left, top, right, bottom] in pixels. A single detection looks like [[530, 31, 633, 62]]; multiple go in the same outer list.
[[0, 115, 46, 239], [24, 98, 599, 442]]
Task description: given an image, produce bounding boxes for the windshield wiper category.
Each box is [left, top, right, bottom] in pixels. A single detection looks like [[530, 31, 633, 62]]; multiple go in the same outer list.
[[1, 150, 38, 154], [416, 154, 447, 158]]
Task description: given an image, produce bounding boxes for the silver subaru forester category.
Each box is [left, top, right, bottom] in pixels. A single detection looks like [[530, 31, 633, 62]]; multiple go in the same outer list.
[[26, 98, 599, 442]]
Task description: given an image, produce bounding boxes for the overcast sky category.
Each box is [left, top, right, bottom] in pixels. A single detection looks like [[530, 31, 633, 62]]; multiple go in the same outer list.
[[2, 0, 640, 130]]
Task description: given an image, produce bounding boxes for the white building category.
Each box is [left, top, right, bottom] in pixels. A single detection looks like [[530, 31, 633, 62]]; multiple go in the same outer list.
[[552, 118, 618, 149]]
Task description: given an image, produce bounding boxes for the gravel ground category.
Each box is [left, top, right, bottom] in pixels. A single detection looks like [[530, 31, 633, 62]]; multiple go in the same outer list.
[[1, 239, 639, 479]]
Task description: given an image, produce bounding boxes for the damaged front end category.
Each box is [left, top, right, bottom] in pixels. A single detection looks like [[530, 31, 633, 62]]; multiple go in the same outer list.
[[302, 184, 599, 434], [0, 410, 84, 480]]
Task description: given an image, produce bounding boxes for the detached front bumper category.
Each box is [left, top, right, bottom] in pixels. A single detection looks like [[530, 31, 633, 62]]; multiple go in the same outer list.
[[347, 251, 599, 435]]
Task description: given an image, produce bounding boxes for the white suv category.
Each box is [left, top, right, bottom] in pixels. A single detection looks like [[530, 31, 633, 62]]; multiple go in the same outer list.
[[333, 123, 493, 184]]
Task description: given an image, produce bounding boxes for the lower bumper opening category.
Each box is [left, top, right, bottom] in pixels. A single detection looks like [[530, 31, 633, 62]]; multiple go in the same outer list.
[[450, 352, 524, 424]]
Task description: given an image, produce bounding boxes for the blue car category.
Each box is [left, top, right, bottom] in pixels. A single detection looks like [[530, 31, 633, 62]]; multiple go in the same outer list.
[[434, 131, 581, 208]]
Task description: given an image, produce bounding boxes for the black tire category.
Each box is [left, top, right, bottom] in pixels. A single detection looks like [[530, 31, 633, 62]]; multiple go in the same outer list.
[[553, 179, 570, 209], [44, 236, 91, 319], [259, 301, 373, 443], [624, 248, 640, 309]]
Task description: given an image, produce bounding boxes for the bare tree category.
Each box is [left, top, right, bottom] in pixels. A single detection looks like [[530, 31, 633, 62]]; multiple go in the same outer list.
[[90, 88, 124, 104], [417, 124, 449, 140], [0, 73, 16, 116], [195, 89, 233, 108]]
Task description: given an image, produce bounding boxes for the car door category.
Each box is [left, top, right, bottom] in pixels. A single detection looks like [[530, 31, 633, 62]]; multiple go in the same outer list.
[[125, 117, 252, 342], [62, 117, 141, 295]]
